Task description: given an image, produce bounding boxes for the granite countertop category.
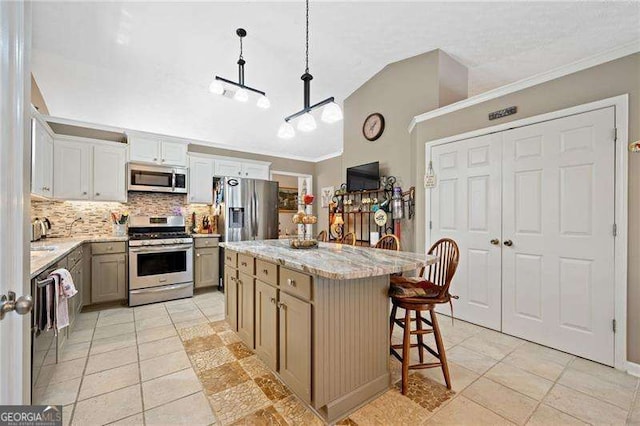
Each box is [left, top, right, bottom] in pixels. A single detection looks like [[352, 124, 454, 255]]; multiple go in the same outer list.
[[30, 235, 128, 279], [191, 233, 221, 238], [221, 239, 438, 280]]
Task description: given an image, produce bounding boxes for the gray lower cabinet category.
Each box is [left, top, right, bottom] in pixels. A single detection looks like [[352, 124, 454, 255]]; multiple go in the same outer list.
[[255, 280, 278, 371], [237, 272, 255, 348], [195, 247, 219, 288], [224, 265, 238, 330], [278, 291, 311, 403], [91, 253, 127, 303]]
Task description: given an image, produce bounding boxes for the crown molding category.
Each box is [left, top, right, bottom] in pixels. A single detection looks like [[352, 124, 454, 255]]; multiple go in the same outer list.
[[408, 41, 640, 133], [312, 150, 343, 162]]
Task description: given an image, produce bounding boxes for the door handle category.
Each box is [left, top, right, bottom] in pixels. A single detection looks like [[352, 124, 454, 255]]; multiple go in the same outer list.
[[503, 240, 513, 247], [0, 291, 34, 320], [490, 239, 500, 245]]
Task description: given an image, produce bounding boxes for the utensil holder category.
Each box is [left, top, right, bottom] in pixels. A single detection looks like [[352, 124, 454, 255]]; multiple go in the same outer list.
[[112, 224, 127, 237]]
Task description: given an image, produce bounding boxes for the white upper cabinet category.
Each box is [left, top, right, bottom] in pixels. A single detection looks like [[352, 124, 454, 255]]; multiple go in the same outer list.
[[215, 159, 243, 177], [241, 162, 270, 180], [54, 138, 127, 202], [128, 135, 187, 167], [214, 159, 270, 179], [129, 136, 159, 164], [31, 118, 54, 198], [161, 141, 188, 166], [188, 156, 214, 204], [53, 139, 92, 200], [93, 144, 127, 202]]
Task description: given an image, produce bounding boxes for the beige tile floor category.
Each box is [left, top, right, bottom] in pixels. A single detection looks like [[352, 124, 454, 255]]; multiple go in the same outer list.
[[33, 290, 640, 425]]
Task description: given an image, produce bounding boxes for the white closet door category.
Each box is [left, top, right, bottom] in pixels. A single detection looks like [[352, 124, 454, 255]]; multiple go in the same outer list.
[[501, 107, 615, 365], [430, 133, 502, 330]]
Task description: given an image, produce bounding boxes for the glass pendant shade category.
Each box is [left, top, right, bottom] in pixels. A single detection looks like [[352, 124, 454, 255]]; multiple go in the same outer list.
[[277, 122, 295, 139], [256, 95, 271, 109], [297, 113, 317, 132], [234, 88, 249, 102], [320, 102, 343, 123], [209, 79, 224, 95]]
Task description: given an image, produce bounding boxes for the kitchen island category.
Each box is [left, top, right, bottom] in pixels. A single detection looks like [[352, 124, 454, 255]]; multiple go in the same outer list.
[[221, 239, 438, 423]]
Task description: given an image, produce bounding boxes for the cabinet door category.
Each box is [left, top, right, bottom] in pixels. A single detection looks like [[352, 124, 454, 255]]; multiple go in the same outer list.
[[91, 253, 127, 304], [93, 144, 127, 202], [237, 272, 255, 348], [75, 259, 84, 315], [31, 119, 54, 197], [224, 266, 238, 330], [188, 157, 214, 203], [241, 163, 270, 180], [160, 142, 187, 167], [129, 137, 160, 164], [279, 292, 311, 403], [215, 159, 243, 177], [53, 139, 91, 200], [195, 247, 219, 288], [255, 280, 278, 370]]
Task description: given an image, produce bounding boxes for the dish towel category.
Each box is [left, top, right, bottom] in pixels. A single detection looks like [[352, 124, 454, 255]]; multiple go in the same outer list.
[[48, 268, 78, 331]]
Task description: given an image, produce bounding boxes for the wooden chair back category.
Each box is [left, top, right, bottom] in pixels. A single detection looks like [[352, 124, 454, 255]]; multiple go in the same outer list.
[[341, 232, 356, 245], [423, 238, 460, 298], [375, 234, 400, 251], [316, 230, 327, 242]]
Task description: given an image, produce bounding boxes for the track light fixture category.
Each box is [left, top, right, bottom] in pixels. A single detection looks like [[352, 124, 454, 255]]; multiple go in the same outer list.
[[209, 28, 270, 109], [278, 0, 342, 139]]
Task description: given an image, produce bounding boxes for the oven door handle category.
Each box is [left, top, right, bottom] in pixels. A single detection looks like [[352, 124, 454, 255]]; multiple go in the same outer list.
[[129, 244, 193, 253]]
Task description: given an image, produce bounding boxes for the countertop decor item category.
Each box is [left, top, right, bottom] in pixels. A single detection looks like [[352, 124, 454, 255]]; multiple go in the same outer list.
[[208, 28, 270, 109], [363, 112, 385, 141], [277, 0, 342, 139], [111, 212, 129, 236]]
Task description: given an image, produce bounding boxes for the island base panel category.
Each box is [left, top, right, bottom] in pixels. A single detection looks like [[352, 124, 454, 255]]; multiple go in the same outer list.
[[313, 275, 390, 423]]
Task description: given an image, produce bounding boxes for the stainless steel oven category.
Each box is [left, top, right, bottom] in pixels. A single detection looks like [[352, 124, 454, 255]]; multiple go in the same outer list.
[[128, 216, 194, 306], [127, 163, 188, 193], [129, 244, 193, 289]]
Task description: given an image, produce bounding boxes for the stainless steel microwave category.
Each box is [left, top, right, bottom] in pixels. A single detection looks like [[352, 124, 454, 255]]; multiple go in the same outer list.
[[127, 163, 188, 194]]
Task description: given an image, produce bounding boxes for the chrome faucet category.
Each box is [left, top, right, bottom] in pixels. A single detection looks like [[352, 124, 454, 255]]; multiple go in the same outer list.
[[68, 217, 83, 237]]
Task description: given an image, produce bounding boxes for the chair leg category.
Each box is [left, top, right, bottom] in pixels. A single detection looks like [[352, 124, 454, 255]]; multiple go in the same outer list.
[[430, 308, 451, 390], [389, 304, 397, 348], [401, 308, 411, 395], [415, 310, 424, 364]]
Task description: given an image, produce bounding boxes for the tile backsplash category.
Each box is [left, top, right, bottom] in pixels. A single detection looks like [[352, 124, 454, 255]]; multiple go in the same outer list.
[[31, 192, 213, 238]]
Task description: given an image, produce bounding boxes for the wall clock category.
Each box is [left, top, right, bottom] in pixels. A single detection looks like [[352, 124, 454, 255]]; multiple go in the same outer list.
[[362, 113, 385, 141]]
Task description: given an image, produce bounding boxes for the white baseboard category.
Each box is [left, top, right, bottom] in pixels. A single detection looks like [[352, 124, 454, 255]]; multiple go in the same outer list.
[[626, 361, 640, 378]]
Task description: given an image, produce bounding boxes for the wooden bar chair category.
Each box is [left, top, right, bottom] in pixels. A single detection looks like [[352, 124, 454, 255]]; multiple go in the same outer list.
[[340, 232, 356, 245], [375, 234, 400, 251], [389, 238, 459, 393], [316, 230, 327, 242]]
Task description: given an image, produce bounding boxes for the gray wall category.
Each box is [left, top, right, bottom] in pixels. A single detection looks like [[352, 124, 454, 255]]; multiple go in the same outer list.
[[412, 53, 640, 363], [316, 49, 467, 250]]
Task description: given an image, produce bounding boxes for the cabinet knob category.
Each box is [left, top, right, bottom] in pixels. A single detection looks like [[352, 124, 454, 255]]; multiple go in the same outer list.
[[106, 246, 112, 251], [82, 191, 87, 195], [241, 262, 247, 267], [95, 192, 100, 196], [270, 297, 276, 304], [153, 158, 158, 161], [490, 239, 500, 245], [287, 278, 296, 287], [262, 269, 268, 275], [503, 240, 513, 247], [277, 301, 286, 309], [161, 159, 165, 163]]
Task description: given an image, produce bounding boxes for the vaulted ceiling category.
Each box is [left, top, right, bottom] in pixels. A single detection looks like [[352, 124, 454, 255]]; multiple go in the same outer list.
[[32, 1, 639, 161]]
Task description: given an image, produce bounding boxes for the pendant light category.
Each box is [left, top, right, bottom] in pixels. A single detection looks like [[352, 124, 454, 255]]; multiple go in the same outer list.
[[278, 0, 342, 138], [209, 28, 270, 109]]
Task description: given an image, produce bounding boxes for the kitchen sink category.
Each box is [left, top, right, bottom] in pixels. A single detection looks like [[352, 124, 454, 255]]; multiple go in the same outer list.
[[31, 246, 58, 252]]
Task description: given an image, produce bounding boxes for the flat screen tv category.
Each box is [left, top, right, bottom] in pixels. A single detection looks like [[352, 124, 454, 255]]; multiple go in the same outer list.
[[347, 161, 380, 192]]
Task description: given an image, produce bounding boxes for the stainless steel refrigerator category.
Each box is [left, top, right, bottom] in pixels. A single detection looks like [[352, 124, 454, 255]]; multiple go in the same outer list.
[[214, 177, 279, 288]]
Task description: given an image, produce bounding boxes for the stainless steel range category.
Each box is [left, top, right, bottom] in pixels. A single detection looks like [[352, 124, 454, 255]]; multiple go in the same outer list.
[[128, 216, 193, 306]]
